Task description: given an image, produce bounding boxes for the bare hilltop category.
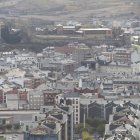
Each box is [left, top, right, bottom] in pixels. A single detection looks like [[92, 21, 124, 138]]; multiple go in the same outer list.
[[0, 0, 140, 21]]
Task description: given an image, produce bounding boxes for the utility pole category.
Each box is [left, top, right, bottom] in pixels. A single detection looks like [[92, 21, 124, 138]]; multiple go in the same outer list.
[[18, 90, 19, 110], [84, 107, 85, 128]]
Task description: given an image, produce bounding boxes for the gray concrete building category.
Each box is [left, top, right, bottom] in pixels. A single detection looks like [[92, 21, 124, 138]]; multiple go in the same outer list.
[[28, 90, 44, 110]]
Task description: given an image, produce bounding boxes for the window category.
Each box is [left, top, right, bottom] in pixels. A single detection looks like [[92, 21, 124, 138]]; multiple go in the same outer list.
[[26, 125, 29, 131], [73, 99, 75, 104], [30, 125, 33, 129], [35, 116, 38, 121], [2, 120, 6, 125], [43, 108, 45, 113]]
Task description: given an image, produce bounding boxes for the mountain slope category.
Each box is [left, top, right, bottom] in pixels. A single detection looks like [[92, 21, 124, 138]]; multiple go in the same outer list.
[[1, 0, 140, 21]]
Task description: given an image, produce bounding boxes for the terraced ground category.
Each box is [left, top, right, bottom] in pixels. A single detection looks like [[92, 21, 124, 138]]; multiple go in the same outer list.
[[0, 0, 140, 21]]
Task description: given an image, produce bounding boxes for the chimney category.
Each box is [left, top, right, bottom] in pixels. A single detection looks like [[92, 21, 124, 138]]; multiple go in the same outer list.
[[79, 78, 82, 89], [87, 64, 89, 70]]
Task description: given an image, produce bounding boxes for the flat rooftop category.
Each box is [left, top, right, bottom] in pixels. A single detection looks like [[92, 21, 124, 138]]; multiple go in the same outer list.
[[80, 28, 111, 31], [0, 110, 39, 115]]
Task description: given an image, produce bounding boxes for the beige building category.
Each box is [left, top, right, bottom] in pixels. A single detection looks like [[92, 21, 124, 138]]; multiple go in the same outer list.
[[6, 93, 19, 110], [113, 79, 140, 90], [99, 62, 132, 75], [72, 44, 94, 65], [113, 48, 131, 63], [79, 28, 112, 39]]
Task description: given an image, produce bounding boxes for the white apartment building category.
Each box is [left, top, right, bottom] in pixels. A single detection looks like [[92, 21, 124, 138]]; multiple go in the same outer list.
[[56, 92, 80, 124]]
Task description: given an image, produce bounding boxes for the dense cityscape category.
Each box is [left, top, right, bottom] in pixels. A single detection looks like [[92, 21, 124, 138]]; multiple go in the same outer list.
[[0, 0, 140, 140]]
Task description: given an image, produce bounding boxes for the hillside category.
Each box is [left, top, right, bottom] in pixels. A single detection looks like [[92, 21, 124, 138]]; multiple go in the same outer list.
[[0, 0, 140, 22]]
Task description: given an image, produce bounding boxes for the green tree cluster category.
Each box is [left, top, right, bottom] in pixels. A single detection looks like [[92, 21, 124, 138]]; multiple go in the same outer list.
[[1, 25, 22, 44], [75, 123, 94, 134], [0, 136, 6, 140], [82, 131, 93, 140], [13, 123, 21, 130], [86, 118, 107, 137], [0, 123, 21, 133]]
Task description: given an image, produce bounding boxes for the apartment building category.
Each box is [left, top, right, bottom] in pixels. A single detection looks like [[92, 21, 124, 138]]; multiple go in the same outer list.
[[23, 105, 74, 140], [56, 92, 80, 124], [113, 48, 131, 64], [28, 90, 44, 110]]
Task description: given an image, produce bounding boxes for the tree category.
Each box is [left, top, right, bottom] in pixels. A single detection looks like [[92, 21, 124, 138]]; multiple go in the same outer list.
[[0, 125, 5, 130], [75, 123, 93, 134], [0, 136, 6, 140], [5, 124, 12, 130], [0, 125, 6, 133], [96, 124, 105, 137], [1, 25, 22, 44], [86, 118, 107, 127], [81, 131, 93, 140], [75, 123, 84, 134], [86, 118, 107, 137], [13, 123, 20, 130]]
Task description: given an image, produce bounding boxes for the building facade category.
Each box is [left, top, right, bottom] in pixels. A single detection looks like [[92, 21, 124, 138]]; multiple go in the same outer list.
[[56, 93, 80, 125]]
